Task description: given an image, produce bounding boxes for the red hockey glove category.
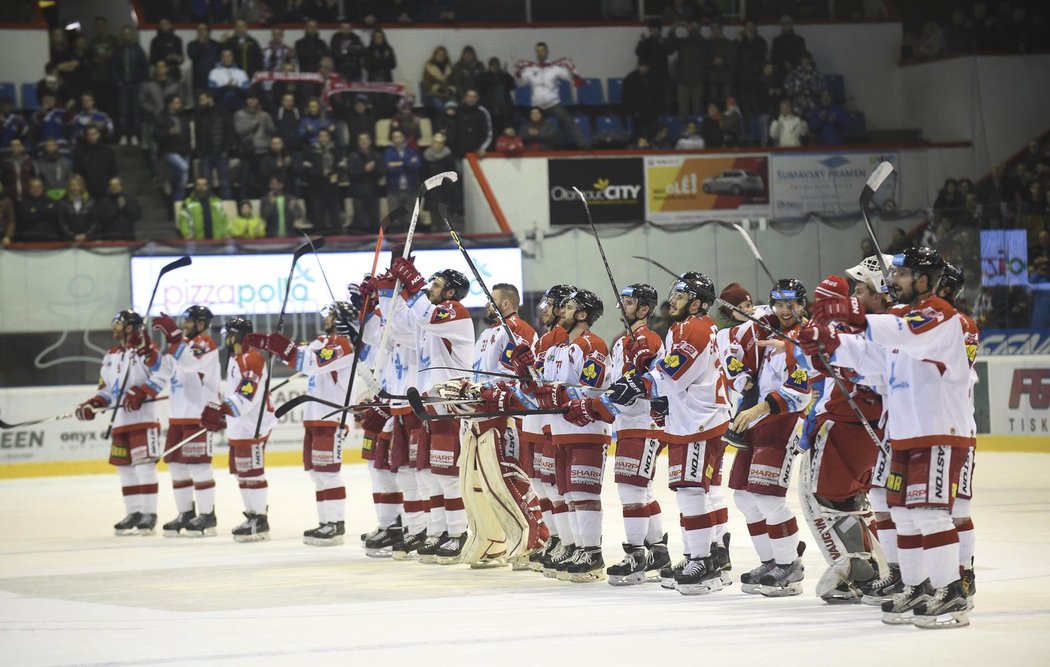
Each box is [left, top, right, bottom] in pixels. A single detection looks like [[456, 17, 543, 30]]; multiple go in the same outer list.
[[508, 343, 536, 377], [810, 296, 867, 330], [479, 382, 524, 413], [261, 332, 297, 365], [123, 383, 158, 411], [200, 402, 231, 432], [75, 396, 107, 421], [650, 396, 669, 428], [754, 312, 781, 340], [152, 312, 182, 345], [798, 324, 841, 358], [390, 257, 425, 295], [624, 334, 657, 373], [564, 397, 615, 427], [533, 383, 570, 410], [358, 405, 391, 433]]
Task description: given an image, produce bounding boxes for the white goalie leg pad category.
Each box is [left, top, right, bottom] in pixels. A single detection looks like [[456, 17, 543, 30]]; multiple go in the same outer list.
[[475, 427, 535, 556], [459, 429, 509, 565]]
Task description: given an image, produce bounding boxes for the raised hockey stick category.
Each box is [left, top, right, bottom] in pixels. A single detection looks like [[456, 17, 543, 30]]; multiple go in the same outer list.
[[859, 161, 895, 283], [406, 387, 566, 422], [255, 239, 321, 438], [571, 186, 631, 332], [104, 255, 192, 440], [0, 396, 171, 430], [724, 222, 777, 286]]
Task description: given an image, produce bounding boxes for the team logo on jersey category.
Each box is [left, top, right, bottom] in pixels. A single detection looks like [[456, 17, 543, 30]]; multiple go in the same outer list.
[[580, 359, 605, 386], [237, 378, 257, 398], [965, 343, 977, 364], [315, 346, 339, 366], [190, 342, 209, 357], [501, 341, 516, 368], [786, 367, 809, 389], [431, 306, 456, 323], [725, 356, 745, 376], [658, 351, 687, 378], [904, 307, 945, 333]]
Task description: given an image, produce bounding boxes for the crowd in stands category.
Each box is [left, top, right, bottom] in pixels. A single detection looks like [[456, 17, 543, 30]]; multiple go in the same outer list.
[[899, 0, 1050, 60]]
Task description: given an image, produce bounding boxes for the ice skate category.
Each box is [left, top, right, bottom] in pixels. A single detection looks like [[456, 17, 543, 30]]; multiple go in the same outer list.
[[471, 553, 509, 569], [881, 580, 933, 625], [533, 536, 560, 573], [713, 533, 733, 586], [361, 516, 401, 545], [607, 543, 649, 586], [542, 540, 571, 578], [162, 506, 196, 537], [645, 534, 671, 582], [913, 580, 971, 629], [114, 512, 143, 536], [135, 513, 157, 537], [819, 557, 878, 604], [511, 551, 535, 571], [368, 526, 407, 558], [961, 568, 976, 610], [232, 512, 270, 543], [416, 533, 446, 564], [184, 511, 217, 537], [304, 521, 345, 546], [435, 533, 467, 564], [759, 559, 805, 597], [660, 556, 689, 590], [740, 560, 775, 594], [860, 563, 902, 606], [566, 546, 606, 583], [676, 556, 724, 596]]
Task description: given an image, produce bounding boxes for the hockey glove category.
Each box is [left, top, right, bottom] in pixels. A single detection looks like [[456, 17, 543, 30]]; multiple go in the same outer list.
[[649, 396, 669, 428], [479, 382, 525, 413], [533, 383, 570, 410], [200, 402, 231, 432], [508, 343, 536, 378], [358, 406, 391, 433], [123, 384, 158, 411], [809, 296, 867, 330], [75, 396, 108, 421], [798, 324, 841, 358], [390, 257, 425, 295], [262, 332, 298, 365], [564, 397, 615, 427], [624, 334, 657, 373], [606, 373, 649, 407], [152, 312, 183, 345]]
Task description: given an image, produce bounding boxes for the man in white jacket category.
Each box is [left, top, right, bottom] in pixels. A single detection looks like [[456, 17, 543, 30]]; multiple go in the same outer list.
[[515, 42, 590, 149], [769, 99, 807, 147]]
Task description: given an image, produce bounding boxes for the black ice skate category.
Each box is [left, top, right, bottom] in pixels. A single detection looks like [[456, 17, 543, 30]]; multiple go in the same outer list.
[[535, 536, 561, 573], [232, 512, 270, 542], [555, 544, 582, 581], [645, 533, 671, 583], [607, 543, 648, 586], [162, 506, 196, 537], [304, 521, 345, 546], [676, 555, 724, 596], [541, 540, 569, 578], [370, 527, 407, 559], [713, 533, 733, 586], [435, 533, 467, 564], [362, 516, 401, 545], [913, 580, 971, 629], [860, 563, 903, 606], [740, 560, 775, 594], [416, 532, 447, 564], [759, 559, 805, 597], [184, 511, 217, 537], [135, 513, 157, 537], [881, 580, 934, 625], [961, 567, 976, 610], [114, 512, 143, 536], [566, 546, 606, 583], [660, 556, 689, 590]]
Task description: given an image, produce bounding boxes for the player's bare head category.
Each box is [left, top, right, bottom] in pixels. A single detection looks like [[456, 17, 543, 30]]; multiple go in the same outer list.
[[667, 273, 713, 321], [889, 247, 944, 305], [770, 278, 806, 327], [535, 42, 548, 61], [490, 283, 520, 318]]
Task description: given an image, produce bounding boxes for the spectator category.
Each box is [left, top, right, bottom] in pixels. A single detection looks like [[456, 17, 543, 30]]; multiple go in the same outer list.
[[434, 99, 458, 141], [722, 97, 743, 147], [662, 0, 695, 24], [383, 128, 422, 216], [736, 20, 768, 118], [178, 177, 229, 240], [30, 94, 67, 150], [273, 92, 303, 152], [807, 90, 847, 145], [365, 28, 398, 84], [934, 178, 963, 223], [358, 0, 415, 24], [770, 15, 807, 78], [96, 176, 140, 240], [71, 92, 114, 145], [303, 128, 347, 231], [141, 61, 183, 151], [494, 126, 524, 155], [477, 57, 516, 135], [347, 132, 385, 232], [916, 20, 946, 58], [72, 126, 116, 198], [668, 20, 706, 122], [650, 124, 673, 149], [229, 200, 265, 239], [676, 120, 705, 150], [193, 90, 234, 200], [346, 94, 377, 145], [0, 182, 13, 246], [155, 94, 191, 202], [520, 107, 559, 151], [1021, 139, 1046, 174], [944, 8, 975, 54], [233, 92, 276, 199], [15, 178, 58, 241], [263, 27, 295, 73], [260, 175, 307, 237], [88, 17, 119, 117], [1020, 182, 1047, 246], [296, 20, 331, 73], [769, 99, 807, 147], [34, 138, 73, 199], [1030, 229, 1050, 272], [1003, 5, 1034, 53], [623, 60, 661, 141], [2, 139, 38, 201], [331, 22, 366, 82], [423, 46, 456, 111], [187, 23, 223, 94], [515, 42, 589, 149], [259, 136, 301, 196], [635, 21, 672, 111], [704, 21, 736, 107], [700, 103, 725, 148], [300, 97, 336, 148], [389, 95, 422, 148], [114, 25, 149, 146], [0, 97, 28, 153], [36, 63, 70, 109], [60, 35, 92, 100], [421, 132, 459, 222], [224, 20, 262, 77], [149, 19, 185, 81], [271, 61, 306, 109], [452, 46, 486, 103], [57, 174, 98, 242], [783, 52, 823, 118], [451, 89, 492, 158], [48, 27, 72, 68]]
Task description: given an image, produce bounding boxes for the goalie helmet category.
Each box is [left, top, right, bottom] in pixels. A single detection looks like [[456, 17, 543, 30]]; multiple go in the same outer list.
[[770, 278, 807, 305], [620, 283, 658, 310], [939, 262, 965, 304], [429, 269, 471, 301], [113, 309, 144, 328], [562, 288, 604, 324], [182, 305, 214, 325], [669, 271, 715, 314], [845, 254, 894, 295]]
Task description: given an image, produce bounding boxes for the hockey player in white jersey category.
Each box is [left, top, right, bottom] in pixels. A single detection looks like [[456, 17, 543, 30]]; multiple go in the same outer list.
[[147, 306, 222, 537]]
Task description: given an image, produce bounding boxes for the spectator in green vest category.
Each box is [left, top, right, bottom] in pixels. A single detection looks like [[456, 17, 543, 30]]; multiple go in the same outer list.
[[178, 177, 229, 239], [229, 200, 265, 239]]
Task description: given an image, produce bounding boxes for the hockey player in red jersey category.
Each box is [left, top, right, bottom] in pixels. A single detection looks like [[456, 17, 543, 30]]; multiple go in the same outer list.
[[76, 310, 163, 536], [247, 300, 363, 546], [200, 316, 277, 542], [804, 247, 973, 628], [147, 306, 222, 537]]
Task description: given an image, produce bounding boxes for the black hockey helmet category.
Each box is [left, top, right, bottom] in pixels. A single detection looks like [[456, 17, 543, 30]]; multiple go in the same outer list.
[[669, 271, 715, 313], [540, 283, 577, 310], [113, 309, 144, 328], [620, 283, 658, 310], [429, 269, 470, 301], [322, 300, 360, 324], [221, 316, 253, 342], [892, 246, 945, 289], [182, 305, 214, 325], [939, 262, 965, 304], [770, 278, 807, 305], [561, 288, 604, 324]]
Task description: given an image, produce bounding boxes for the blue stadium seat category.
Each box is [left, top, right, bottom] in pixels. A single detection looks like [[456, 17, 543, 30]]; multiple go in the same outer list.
[[573, 114, 593, 146], [515, 84, 531, 107], [0, 82, 16, 105], [658, 114, 682, 143], [558, 79, 573, 105], [576, 78, 604, 105], [595, 115, 623, 135], [20, 83, 38, 109], [825, 74, 846, 103], [607, 77, 623, 105]]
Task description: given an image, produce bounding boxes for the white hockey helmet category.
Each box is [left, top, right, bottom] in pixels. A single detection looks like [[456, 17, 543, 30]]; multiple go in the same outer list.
[[846, 254, 894, 294]]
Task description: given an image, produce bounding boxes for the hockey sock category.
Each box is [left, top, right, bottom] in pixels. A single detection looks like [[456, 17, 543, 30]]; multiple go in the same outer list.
[[956, 518, 975, 569], [567, 504, 582, 545], [370, 466, 403, 528], [168, 462, 194, 513], [421, 469, 446, 535], [239, 475, 268, 514], [438, 475, 467, 536], [618, 483, 649, 545], [912, 508, 960, 588], [552, 503, 573, 545], [136, 464, 159, 514], [754, 494, 797, 565], [538, 497, 554, 536], [118, 466, 142, 514], [646, 499, 665, 544], [734, 490, 773, 561], [869, 488, 898, 564], [396, 468, 427, 535], [677, 488, 714, 557], [316, 471, 345, 523], [188, 463, 215, 514], [567, 492, 603, 548], [890, 506, 926, 586], [310, 470, 327, 523], [708, 485, 729, 542]]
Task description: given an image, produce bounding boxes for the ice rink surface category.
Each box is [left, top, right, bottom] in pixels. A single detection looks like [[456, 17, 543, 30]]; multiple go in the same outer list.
[[2, 451, 1049, 666]]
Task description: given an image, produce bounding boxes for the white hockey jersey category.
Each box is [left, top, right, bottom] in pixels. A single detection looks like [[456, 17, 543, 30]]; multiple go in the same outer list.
[[546, 329, 611, 444], [146, 335, 221, 425], [96, 344, 162, 432], [472, 313, 538, 383], [720, 319, 812, 426], [223, 349, 276, 441], [399, 290, 476, 391], [374, 288, 419, 414], [607, 326, 663, 437], [290, 333, 358, 425]]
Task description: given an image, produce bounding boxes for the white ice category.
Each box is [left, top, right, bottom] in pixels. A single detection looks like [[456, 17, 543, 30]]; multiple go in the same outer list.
[[1, 452, 1049, 666]]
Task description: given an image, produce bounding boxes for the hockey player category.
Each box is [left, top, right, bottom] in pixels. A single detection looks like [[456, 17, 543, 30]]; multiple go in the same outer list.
[[247, 300, 362, 546], [76, 310, 163, 536], [804, 247, 973, 628], [386, 259, 477, 563], [147, 306, 222, 537], [200, 316, 277, 542], [725, 279, 812, 597]]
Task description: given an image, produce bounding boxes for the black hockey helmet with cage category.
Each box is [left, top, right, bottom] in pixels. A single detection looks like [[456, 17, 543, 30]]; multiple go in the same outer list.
[[620, 283, 659, 310], [562, 288, 604, 324], [939, 262, 964, 304], [222, 316, 253, 343], [892, 246, 945, 289], [182, 305, 214, 325], [113, 309, 144, 328], [322, 300, 360, 324], [429, 269, 471, 301], [770, 278, 807, 305], [669, 271, 715, 314]]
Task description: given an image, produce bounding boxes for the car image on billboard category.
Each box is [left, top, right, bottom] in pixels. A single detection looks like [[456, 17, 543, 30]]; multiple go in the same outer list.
[[702, 169, 765, 196]]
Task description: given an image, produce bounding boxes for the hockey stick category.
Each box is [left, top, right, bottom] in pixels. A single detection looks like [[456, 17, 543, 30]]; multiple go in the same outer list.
[[104, 255, 192, 439], [859, 161, 895, 283], [571, 186, 631, 332], [159, 427, 208, 459], [254, 239, 321, 438], [275, 391, 479, 420], [406, 386, 566, 422], [425, 365, 522, 381], [0, 396, 171, 430], [724, 222, 777, 286]]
